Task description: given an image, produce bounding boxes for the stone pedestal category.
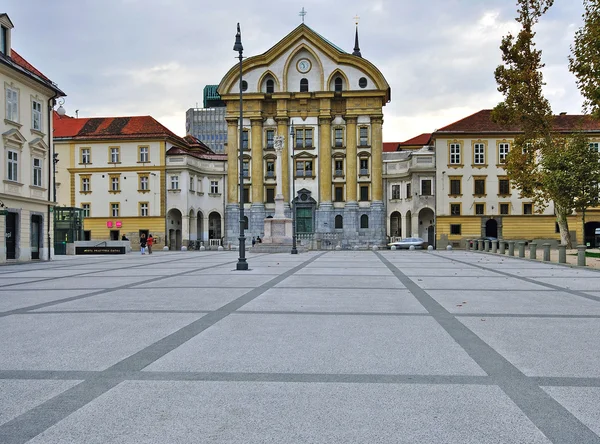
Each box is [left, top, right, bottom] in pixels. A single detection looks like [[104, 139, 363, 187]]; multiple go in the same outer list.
[[262, 217, 293, 245]]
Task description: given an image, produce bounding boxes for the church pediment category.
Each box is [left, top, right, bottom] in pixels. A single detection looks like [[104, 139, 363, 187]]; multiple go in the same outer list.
[[2, 128, 27, 146]]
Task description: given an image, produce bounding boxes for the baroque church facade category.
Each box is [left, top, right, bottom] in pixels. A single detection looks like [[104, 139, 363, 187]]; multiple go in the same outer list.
[[218, 24, 390, 247]]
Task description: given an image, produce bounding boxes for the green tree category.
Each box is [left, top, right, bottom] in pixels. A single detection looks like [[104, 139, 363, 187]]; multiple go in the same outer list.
[[569, 0, 600, 119], [493, 0, 584, 248]]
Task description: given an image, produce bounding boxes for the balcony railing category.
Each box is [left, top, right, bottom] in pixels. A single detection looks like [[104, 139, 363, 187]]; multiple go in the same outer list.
[[296, 170, 313, 177], [334, 170, 344, 177], [359, 168, 369, 176]]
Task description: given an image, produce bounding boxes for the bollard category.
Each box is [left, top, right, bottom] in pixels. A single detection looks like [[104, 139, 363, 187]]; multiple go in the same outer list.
[[529, 242, 537, 260], [484, 240, 490, 252], [577, 245, 587, 267], [428, 245, 434, 251], [518, 241, 526, 258], [508, 241, 515, 256], [542, 243, 551, 261], [499, 240, 506, 255], [478, 240, 484, 251], [465, 240, 471, 251], [558, 245, 566, 264], [372, 245, 378, 251], [446, 245, 453, 251], [492, 240, 498, 253], [409, 245, 415, 251], [391, 245, 397, 250]]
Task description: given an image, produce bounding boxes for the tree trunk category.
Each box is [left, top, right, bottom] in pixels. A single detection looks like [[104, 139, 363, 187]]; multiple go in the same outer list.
[[582, 208, 586, 248], [556, 206, 572, 248]]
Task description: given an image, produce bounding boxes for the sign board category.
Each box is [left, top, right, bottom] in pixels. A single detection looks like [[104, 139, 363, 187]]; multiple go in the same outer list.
[[116, 221, 122, 228], [596, 228, 600, 235], [76, 246, 126, 255], [106, 221, 113, 228], [0, 210, 6, 216]]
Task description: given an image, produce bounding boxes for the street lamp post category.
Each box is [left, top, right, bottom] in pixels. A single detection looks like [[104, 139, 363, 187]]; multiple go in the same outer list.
[[234, 23, 248, 270], [290, 123, 298, 254]]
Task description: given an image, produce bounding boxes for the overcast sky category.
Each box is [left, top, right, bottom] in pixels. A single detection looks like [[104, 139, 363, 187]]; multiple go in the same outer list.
[[3, 0, 587, 142]]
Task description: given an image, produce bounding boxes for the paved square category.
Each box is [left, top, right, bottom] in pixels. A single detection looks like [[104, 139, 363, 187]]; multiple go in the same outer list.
[[1, 249, 600, 443]]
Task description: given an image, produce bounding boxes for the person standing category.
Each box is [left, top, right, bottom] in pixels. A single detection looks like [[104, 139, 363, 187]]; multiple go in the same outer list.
[[252, 237, 256, 247], [147, 234, 154, 254], [140, 233, 147, 255]]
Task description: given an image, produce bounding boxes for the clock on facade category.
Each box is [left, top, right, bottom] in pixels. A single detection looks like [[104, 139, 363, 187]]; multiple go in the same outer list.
[[296, 58, 312, 74]]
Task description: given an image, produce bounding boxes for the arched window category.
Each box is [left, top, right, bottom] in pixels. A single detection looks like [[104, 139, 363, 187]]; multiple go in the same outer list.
[[243, 216, 249, 230], [300, 78, 309, 92], [360, 214, 369, 229], [334, 77, 343, 92], [335, 215, 343, 229], [266, 79, 274, 94]]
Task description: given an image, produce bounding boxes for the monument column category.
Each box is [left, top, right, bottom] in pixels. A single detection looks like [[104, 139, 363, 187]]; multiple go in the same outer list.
[[251, 119, 264, 204], [319, 117, 332, 202], [346, 117, 358, 202], [276, 117, 290, 202], [371, 116, 384, 201], [226, 118, 239, 205]]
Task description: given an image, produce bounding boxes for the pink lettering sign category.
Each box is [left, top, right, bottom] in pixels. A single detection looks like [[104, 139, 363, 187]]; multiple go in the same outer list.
[[107, 221, 113, 228]]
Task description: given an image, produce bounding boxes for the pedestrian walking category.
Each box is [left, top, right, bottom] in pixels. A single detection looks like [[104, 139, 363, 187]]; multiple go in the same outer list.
[[147, 234, 154, 254], [140, 233, 147, 255], [252, 237, 256, 247]]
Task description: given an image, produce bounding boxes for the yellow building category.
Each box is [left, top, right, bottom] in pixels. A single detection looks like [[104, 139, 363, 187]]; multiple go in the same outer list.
[[53, 113, 191, 249], [217, 23, 391, 247], [432, 110, 600, 248]]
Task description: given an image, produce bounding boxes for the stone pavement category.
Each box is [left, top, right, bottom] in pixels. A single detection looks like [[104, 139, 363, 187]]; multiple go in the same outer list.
[[1, 250, 600, 443]]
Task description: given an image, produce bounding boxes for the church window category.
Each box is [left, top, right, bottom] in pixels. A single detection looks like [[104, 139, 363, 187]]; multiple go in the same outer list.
[[360, 214, 369, 229], [360, 185, 369, 201], [334, 128, 344, 147], [335, 215, 343, 229], [266, 79, 274, 93], [300, 78, 309, 92], [334, 77, 343, 92], [241, 81, 248, 92], [359, 77, 367, 88]]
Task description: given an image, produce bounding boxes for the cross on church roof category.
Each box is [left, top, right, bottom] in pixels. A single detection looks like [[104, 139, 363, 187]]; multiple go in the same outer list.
[[299, 7, 307, 23], [353, 14, 360, 25]]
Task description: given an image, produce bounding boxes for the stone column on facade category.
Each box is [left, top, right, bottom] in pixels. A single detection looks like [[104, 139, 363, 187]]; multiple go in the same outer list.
[[273, 136, 286, 218], [401, 214, 408, 240], [189, 213, 197, 241], [250, 118, 266, 233], [276, 118, 290, 206], [412, 213, 419, 238], [316, 116, 333, 232], [226, 117, 240, 242], [371, 116, 383, 202], [182, 214, 190, 248], [346, 117, 358, 202]]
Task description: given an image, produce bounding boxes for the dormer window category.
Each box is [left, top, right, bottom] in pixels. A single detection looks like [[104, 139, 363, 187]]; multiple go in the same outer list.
[[334, 77, 343, 92], [266, 79, 274, 94], [300, 78, 309, 92], [0, 26, 7, 55]]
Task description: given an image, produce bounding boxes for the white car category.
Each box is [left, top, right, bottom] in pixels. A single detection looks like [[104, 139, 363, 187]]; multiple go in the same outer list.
[[388, 237, 425, 249]]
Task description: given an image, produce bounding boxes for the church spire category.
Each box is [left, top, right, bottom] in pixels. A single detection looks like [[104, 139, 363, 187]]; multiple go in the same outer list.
[[352, 16, 362, 57]]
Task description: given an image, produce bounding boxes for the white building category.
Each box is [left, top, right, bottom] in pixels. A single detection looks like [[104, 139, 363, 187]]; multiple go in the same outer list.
[[0, 13, 65, 262]]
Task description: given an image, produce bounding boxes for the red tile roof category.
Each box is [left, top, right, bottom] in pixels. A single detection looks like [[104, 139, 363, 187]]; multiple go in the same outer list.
[[400, 133, 432, 146], [10, 50, 50, 81], [383, 142, 400, 152], [0, 49, 65, 96], [53, 113, 180, 140], [435, 109, 600, 134]]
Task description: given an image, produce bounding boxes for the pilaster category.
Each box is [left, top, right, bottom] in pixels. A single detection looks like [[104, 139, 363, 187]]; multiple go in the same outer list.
[[346, 117, 358, 202], [226, 118, 239, 205], [319, 117, 332, 202], [251, 118, 264, 203], [276, 117, 290, 201], [371, 116, 383, 201]]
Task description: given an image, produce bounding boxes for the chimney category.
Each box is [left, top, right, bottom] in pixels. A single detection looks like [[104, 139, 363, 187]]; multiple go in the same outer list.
[[559, 112, 567, 116]]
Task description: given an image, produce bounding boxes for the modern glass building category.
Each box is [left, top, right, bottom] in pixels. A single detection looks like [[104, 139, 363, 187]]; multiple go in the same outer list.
[[185, 85, 227, 154]]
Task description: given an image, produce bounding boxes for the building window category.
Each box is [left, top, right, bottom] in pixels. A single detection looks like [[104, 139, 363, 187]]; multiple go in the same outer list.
[[189, 176, 194, 191], [450, 178, 461, 196], [359, 127, 369, 146], [474, 143, 485, 165], [450, 143, 461, 164], [110, 147, 120, 163], [140, 202, 149, 217], [242, 160, 250, 178], [266, 129, 274, 149], [110, 176, 120, 192], [266, 187, 275, 203], [500, 203, 510, 215], [334, 159, 344, 176], [139, 146, 149, 162], [139, 175, 149, 191], [358, 77, 368, 88], [241, 80, 248, 92], [81, 176, 91, 193], [266, 79, 274, 94], [590, 142, 599, 153], [296, 160, 313, 177], [499, 142, 510, 163], [421, 179, 432, 196], [7, 150, 18, 181], [6, 87, 18, 122], [32, 100, 42, 131], [359, 158, 369, 175], [499, 178, 510, 195], [170, 175, 179, 190], [523, 203, 533, 215], [391, 184, 400, 199], [0, 26, 7, 54], [334, 77, 343, 92], [33, 158, 42, 187], [266, 160, 275, 177], [81, 203, 90, 218], [450, 203, 461, 215], [110, 203, 120, 217], [335, 214, 343, 229], [211, 180, 219, 194], [334, 186, 344, 202], [360, 185, 369, 201], [360, 214, 369, 229], [295, 128, 313, 148], [241, 130, 249, 150], [81, 148, 91, 164], [334, 128, 343, 147], [300, 78, 309, 92], [243, 186, 251, 203], [474, 179, 486, 196], [243, 216, 249, 230], [450, 224, 462, 235], [475, 203, 485, 215], [406, 182, 412, 198]]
